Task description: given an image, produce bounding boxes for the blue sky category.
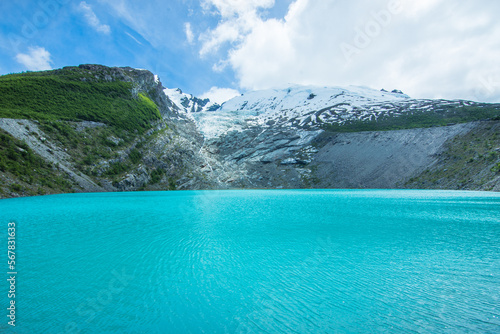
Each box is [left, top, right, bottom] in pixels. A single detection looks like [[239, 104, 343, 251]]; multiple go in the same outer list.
[[1, 0, 500, 103], [0, 0, 248, 99]]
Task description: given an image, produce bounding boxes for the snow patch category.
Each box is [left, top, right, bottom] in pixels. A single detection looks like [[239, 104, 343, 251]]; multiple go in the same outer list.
[[191, 85, 410, 138]]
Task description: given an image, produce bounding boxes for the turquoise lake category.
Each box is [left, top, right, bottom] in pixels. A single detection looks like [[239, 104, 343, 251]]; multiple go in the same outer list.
[[0, 189, 499, 333]]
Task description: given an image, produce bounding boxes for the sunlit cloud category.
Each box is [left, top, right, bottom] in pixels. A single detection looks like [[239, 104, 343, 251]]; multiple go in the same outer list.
[[78, 1, 111, 34], [185, 22, 194, 44], [15, 46, 53, 71], [199, 0, 500, 102], [200, 86, 241, 104]]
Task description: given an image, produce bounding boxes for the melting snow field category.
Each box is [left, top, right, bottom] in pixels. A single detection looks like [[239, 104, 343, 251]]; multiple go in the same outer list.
[[167, 85, 410, 138], [164, 84, 475, 139]]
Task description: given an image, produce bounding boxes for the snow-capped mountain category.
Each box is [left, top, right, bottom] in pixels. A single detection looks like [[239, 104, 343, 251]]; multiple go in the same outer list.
[[3, 65, 499, 197], [163, 84, 485, 140], [222, 85, 410, 128], [219, 85, 410, 114], [163, 88, 220, 115], [161, 83, 498, 178], [164, 85, 409, 138]]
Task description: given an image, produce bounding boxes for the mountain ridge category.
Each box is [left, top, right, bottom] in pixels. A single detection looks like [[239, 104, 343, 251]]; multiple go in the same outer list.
[[1, 64, 500, 198], [164, 84, 498, 138]]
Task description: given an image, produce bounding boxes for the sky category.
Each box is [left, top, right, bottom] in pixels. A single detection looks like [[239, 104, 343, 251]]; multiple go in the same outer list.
[[1, 0, 500, 103]]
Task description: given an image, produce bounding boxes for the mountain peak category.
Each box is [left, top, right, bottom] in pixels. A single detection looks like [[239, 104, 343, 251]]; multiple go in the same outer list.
[[216, 84, 411, 116], [161, 84, 413, 138]]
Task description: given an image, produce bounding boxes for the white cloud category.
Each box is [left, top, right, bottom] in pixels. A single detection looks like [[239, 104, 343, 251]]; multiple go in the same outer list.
[[201, 0, 275, 18], [201, 0, 500, 102], [125, 31, 143, 45], [78, 1, 111, 34], [98, 0, 195, 49], [199, 0, 275, 56], [15, 47, 53, 71], [185, 22, 194, 44], [201, 86, 241, 104]]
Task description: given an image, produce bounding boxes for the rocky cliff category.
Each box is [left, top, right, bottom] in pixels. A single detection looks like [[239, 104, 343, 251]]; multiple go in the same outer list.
[[0, 65, 236, 197]]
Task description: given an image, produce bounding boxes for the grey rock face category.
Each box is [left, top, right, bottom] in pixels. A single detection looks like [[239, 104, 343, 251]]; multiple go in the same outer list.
[[311, 123, 477, 189], [117, 167, 149, 190]]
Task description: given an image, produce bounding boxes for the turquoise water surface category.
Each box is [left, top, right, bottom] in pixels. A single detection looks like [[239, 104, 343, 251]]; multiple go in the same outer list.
[[0, 189, 499, 333]]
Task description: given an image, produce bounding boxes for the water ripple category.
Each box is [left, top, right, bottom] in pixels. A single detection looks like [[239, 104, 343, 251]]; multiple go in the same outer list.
[[0, 190, 499, 333]]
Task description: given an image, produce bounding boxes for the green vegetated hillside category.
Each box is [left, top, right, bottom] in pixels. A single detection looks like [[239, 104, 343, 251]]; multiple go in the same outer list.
[[0, 128, 73, 196], [0, 66, 212, 198], [0, 67, 161, 132], [406, 121, 500, 191]]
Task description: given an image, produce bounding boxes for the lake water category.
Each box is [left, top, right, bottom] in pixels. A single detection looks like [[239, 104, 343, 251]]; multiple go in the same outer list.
[[0, 189, 499, 333]]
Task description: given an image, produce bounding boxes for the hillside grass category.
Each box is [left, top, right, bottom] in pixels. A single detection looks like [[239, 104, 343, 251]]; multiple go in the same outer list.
[[0, 68, 160, 133], [323, 105, 500, 133], [405, 121, 500, 190], [0, 129, 72, 196]]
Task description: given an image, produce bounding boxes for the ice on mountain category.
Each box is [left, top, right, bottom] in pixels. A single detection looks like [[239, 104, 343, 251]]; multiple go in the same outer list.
[[164, 84, 412, 139]]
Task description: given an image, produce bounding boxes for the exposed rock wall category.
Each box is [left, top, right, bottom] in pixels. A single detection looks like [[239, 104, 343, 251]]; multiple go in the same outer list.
[[310, 123, 477, 189], [0, 118, 105, 193]]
